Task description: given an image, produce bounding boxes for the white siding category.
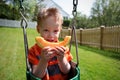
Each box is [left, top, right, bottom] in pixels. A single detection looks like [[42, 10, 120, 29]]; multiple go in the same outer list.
[[39, 0, 70, 19]]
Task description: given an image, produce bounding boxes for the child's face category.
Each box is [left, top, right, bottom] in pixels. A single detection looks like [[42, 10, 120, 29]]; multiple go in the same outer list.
[[38, 16, 62, 42]]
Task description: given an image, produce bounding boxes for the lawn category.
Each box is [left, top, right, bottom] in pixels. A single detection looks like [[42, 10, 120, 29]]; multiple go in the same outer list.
[[0, 27, 120, 80]]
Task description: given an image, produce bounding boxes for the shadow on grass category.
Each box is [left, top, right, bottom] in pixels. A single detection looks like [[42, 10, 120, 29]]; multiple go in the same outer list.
[[78, 45, 120, 60], [57, 38, 120, 60]]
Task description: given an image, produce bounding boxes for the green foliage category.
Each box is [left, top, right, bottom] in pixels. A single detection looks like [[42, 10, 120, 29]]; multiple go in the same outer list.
[[74, 0, 120, 28], [32, 3, 45, 21], [1, 0, 119, 27], [62, 20, 70, 27], [74, 12, 100, 29], [22, 0, 36, 20], [0, 0, 37, 20], [0, 3, 20, 20], [76, 12, 89, 29], [91, 0, 120, 26]]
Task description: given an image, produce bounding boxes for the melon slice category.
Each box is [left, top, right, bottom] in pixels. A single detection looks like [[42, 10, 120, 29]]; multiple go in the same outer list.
[[35, 36, 71, 48]]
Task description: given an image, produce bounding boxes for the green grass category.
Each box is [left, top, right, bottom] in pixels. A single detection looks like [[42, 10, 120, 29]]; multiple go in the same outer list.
[[0, 27, 120, 80]]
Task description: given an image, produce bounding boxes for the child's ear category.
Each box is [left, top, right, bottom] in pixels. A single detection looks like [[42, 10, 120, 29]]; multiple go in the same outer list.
[[36, 25, 40, 33], [60, 26, 62, 30]]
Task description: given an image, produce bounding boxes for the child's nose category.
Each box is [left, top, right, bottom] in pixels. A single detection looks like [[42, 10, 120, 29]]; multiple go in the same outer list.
[[49, 32, 55, 38]]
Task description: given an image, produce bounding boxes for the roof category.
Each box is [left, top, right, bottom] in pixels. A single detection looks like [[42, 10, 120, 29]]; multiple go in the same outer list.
[[38, 0, 70, 18]]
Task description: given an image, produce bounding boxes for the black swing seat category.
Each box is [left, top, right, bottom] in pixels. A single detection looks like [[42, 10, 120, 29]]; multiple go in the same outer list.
[[27, 62, 80, 80]]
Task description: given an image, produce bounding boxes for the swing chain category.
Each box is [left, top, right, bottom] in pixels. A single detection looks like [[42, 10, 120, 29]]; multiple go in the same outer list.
[[19, 0, 32, 73], [19, 0, 24, 9], [19, 0, 28, 29], [72, 0, 78, 28], [72, 0, 78, 17], [69, 0, 79, 67]]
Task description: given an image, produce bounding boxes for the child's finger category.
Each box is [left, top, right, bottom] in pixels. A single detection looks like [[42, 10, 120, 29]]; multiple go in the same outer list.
[[60, 46, 66, 52], [56, 46, 65, 52], [55, 46, 65, 56], [42, 46, 54, 53]]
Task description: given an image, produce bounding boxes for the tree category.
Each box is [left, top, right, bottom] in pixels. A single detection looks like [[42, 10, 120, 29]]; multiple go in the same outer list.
[[32, 0, 46, 21], [75, 12, 89, 29], [0, 0, 20, 20], [0, 0, 37, 20], [22, 0, 36, 21], [91, 0, 120, 27]]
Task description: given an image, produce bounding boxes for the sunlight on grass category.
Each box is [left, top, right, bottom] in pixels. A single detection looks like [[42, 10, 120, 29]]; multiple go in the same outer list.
[[0, 27, 120, 80], [0, 27, 26, 80], [78, 46, 120, 80]]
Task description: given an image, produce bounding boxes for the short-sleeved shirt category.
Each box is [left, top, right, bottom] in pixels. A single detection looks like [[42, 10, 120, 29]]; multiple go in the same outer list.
[[28, 44, 73, 80]]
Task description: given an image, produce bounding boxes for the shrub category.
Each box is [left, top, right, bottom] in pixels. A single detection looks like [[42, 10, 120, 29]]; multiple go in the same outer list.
[[62, 20, 70, 27]]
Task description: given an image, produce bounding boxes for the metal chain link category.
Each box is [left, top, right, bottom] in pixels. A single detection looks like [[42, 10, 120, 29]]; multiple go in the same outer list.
[[19, 0, 28, 28], [72, 0, 78, 17], [72, 0, 78, 26], [19, 0, 24, 9]]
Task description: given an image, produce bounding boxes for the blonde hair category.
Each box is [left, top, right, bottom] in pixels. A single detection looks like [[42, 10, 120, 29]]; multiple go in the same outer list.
[[37, 7, 63, 27]]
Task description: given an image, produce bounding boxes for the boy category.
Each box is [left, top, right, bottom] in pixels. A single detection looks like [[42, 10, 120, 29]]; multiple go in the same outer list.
[[28, 7, 73, 80]]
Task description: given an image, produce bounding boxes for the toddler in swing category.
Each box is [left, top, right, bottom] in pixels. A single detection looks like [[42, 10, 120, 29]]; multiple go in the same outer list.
[[28, 7, 73, 80]]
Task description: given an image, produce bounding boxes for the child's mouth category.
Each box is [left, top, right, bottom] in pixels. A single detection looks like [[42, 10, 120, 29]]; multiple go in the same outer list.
[[47, 39, 54, 42]]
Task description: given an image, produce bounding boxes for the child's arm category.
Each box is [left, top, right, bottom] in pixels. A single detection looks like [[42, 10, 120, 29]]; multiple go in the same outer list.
[[55, 46, 71, 74], [32, 46, 55, 78], [32, 59, 48, 78], [57, 56, 71, 74]]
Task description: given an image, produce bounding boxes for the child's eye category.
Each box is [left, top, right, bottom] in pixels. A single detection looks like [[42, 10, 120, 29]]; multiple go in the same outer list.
[[44, 29, 48, 32], [54, 30, 59, 33]]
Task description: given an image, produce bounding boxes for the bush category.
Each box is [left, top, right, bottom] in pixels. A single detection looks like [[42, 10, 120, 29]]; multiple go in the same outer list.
[[0, 3, 20, 20], [62, 20, 70, 27]]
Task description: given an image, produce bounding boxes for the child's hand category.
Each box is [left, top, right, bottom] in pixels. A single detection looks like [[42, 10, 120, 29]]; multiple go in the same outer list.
[[41, 46, 56, 61], [55, 46, 66, 60]]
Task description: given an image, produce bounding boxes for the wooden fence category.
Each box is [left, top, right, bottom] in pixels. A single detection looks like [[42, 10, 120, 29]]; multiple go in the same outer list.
[[60, 26, 120, 53]]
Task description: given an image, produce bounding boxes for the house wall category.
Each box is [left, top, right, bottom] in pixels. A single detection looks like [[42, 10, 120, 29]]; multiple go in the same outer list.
[[39, 0, 70, 19]]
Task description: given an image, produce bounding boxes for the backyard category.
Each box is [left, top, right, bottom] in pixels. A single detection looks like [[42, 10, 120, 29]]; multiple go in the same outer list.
[[0, 27, 120, 80]]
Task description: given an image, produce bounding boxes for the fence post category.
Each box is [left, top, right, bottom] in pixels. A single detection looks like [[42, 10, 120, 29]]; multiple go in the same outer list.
[[100, 26, 105, 49], [80, 28, 83, 45], [68, 28, 71, 36]]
